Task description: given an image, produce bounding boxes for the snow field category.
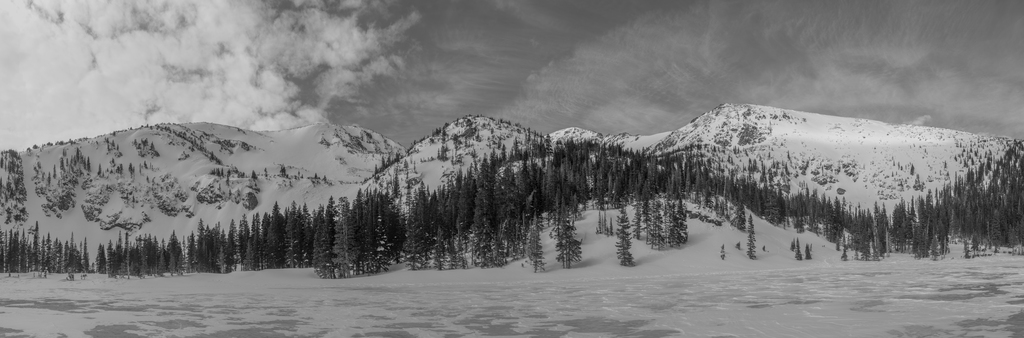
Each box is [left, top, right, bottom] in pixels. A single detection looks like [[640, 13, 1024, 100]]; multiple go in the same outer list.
[[3, 204, 1020, 337]]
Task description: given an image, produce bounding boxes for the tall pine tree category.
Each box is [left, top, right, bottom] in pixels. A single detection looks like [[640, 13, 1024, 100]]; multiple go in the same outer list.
[[746, 214, 756, 260], [527, 220, 545, 272], [554, 215, 582, 269], [615, 208, 635, 267]]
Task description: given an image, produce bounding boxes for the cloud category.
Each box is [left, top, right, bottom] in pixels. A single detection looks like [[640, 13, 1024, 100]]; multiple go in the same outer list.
[[312, 0, 693, 146], [496, 7, 728, 135], [494, 0, 1024, 139], [906, 115, 933, 126], [5, 0, 1023, 149], [0, 0, 417, 150]]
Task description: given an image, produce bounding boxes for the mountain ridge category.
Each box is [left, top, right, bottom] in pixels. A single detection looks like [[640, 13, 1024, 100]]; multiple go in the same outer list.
[[0, 121, 404, 241], [1, 104, 1017, 241]]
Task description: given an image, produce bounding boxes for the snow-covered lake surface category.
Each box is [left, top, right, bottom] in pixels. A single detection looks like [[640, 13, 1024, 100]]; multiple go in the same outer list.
[[1, 255, 1022, 337]]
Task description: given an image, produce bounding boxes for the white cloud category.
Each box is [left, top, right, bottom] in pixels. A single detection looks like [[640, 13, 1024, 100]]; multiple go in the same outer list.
[[0, 0, 416, 150], [906, 115, 933, 126]]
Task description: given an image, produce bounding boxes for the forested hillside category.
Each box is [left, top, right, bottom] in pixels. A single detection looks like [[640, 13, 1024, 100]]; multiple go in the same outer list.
[[1, 104, 1022, 278]]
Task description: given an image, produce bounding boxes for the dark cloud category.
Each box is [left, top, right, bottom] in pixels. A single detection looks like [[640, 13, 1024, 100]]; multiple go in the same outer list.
[[321, 0, 691, 145], [330, 0, 1024, 144]]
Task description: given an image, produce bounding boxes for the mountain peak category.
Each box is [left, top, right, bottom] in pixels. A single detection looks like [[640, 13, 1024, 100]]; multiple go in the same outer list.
[[442, 115, 517, 133], [549, 127, 603, 144], [693, 103, 804, 127], [365, 115, 544, 192], [644, 103, 1012, 205]]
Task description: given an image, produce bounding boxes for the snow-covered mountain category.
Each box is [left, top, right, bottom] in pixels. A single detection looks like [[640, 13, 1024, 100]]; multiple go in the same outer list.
[[549, 127, 673, 151], [549, 127, 604, 144], [652, 104, 1011, 205], [2, 103, 1017, 241], [363, 115, 545, 191], [543, 104, 1012, 206], [0, 122, 403, 241]]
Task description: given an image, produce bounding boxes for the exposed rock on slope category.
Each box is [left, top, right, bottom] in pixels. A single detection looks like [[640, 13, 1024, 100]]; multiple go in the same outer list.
[[0, 122, 403, 240]]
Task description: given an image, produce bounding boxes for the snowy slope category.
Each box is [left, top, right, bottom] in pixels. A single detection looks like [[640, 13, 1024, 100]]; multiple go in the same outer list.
[[647, 104, 1012, 206], [0, 122, 403, 242], [306, 200, 836, 284], [606, 131, 674, 151], [378, 104, 1011, 209], [543, 104, 1013, 208], [548, 127, 673, 151], [549, 127, 604, 144], [364, 115, 545, 191]]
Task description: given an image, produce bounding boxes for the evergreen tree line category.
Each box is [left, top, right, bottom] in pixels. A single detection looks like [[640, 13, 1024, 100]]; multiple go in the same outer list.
[[0, 223, 91, 276], [4, 139, 1024, 277]]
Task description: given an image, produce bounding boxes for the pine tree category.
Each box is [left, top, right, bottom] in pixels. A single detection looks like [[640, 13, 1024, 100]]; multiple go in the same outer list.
[[790, 239, 796, 252], [632, 200, 643, 240], [554, 215, 582, 269], [841, 246, 848, 261], [665, 202, 686, 248], [157, 239, 166, 276], [106, 240, 115, 277], [794, 215, 806, 233], [734, 203, 746, 231], [404, 188, 434, 271], [615, 208, 634, 267], [284, 202, 301, 268], [805, 244, 812, 260], [226, 220, 236, 272], [332, 197, 355, 278], [313, 204, 334, 278], [81, 238, 90, 273], [795, 239, 803, 261], [649, 200, 664, 250], [167, 231, 182, 276], [746, 214, 756, 260], [677, 202, 689, 245], [31, 223, 39, 272], [217, 245, 227, 274], [473, 161, 497, 268], [527, 220, 545, 272], [96, 244, 106, 275], [267, 202, 284, 269]]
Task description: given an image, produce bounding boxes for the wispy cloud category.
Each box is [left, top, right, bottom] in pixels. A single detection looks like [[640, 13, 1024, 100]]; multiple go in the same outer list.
[[0, 0, 417, 149], [319, 0, 688, 145], [496, 0, 1024, 138]]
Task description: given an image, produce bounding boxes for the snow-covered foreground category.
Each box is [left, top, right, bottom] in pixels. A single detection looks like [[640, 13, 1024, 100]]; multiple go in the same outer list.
[[1, 254, 1022, 338], [1, 210, 1020, 337]]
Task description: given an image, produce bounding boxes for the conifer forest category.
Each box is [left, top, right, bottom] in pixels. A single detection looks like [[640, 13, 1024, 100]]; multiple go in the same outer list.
[[4, 137, 1023, 279]]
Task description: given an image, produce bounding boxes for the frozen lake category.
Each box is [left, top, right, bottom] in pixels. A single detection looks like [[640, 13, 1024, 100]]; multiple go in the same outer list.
[[1, 256, 1023, 337]]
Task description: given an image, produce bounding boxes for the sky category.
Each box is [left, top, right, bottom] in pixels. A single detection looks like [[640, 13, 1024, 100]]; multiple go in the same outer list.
[[2, 0, 1024, 149]]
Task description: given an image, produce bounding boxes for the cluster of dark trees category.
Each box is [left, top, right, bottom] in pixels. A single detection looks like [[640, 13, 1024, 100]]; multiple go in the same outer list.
[[1, 150, 28, 224], [0, 223, 90, 276], [791, 238, 811, 260], [94, 232, 185, 278]]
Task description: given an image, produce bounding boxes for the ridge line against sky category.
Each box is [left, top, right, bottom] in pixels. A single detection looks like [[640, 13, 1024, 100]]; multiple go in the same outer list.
[[2, 0, 1024, 150]]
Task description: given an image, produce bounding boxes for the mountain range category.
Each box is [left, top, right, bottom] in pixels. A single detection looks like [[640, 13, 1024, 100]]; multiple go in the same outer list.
[[0, 103, 1015, 242]]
